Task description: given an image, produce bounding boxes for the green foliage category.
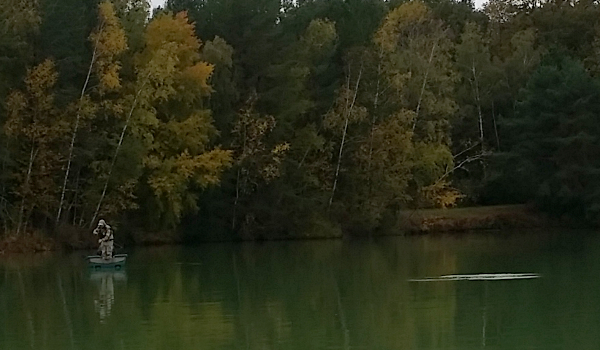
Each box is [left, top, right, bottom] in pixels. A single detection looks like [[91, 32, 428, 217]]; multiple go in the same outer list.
[[503, 56, 600, 223], [375, 1, 457, 143], [0, 0, 39, 104], [0, 0, 40, 229], [124, 11, 233, 228], [37, 0, 99, 100], [4, 60, 69, 232], [587, 25, 600, 77], [455, 21, 494, 144], [372, 1, 459, 209], [350, 111, 415, 228], [3, 0, 600, 239], [200, 36, 237, 135], [228, 98, 291, 235], [55, 0, 130, 226]]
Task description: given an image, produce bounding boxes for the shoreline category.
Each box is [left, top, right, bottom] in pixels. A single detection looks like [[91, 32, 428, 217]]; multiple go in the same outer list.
[[393, 204, 555, 234], [0, 205, 571, 254]]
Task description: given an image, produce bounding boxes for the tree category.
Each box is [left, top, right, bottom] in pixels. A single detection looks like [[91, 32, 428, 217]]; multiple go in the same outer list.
[[230, 97, 289, 235], [166, 0, 283, 94], [0, 0, 40, 105], [374, 1, 459, 209], [586, 25, 600, 77], [425, 0, 488, 40], [455, 21, 497, 149], [112, 0, 150, 53], [504, 56, 600, 223], [56, 0, 128, 224], [324, 66, 367, 209], [375, 1, 456, 142], [531, 0, 600, 60], [37, 0, 99, 98], [350, 110, 415, 229], [450, 21, 502, 200], [200, 36, 238, 137], [227, 17, 340, 237], [479, 28, 543, 204], [261, 18, 338, 137], [91, 12, 232, 228], [0, 0, 41, 232], [4, 60, 68, 234]]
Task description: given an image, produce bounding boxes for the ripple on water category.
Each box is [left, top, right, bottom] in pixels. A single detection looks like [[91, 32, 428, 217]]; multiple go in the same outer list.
[[1, 232, 600, 350]]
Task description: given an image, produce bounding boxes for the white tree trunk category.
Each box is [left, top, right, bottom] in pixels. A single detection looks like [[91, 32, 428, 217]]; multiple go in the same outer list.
[[413, 42, 437, 132], [17, 143, 36, 235], [329, 68, 362, 209], [491, 100, 500, 149], [472, 59, 484, 149], [57, 24, 104, 225], [90, 86, 144, 228]]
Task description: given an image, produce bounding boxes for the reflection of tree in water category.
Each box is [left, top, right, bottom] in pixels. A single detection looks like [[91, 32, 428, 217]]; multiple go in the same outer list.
[[4, 236, 600, 350], [90, 271, 126, 322]]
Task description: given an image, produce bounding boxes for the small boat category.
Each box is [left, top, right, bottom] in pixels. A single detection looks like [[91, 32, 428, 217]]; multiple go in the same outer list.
[[86, 254, 128, 270]]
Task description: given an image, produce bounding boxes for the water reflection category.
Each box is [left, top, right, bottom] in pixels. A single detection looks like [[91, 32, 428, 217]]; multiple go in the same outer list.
[[0, 232, 599, 350], [89, 270, 127, 322]]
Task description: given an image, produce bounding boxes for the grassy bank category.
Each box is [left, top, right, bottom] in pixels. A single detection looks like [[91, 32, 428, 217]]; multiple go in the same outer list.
[[394, 204, 553, 234], [0, 205, 556, 253]]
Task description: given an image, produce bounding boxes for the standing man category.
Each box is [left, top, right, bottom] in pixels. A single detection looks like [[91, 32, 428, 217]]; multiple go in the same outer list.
[[93, 219, 114, 260]]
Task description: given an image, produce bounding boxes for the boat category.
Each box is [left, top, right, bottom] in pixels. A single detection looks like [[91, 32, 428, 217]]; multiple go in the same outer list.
[[86, 254, 128, 270]]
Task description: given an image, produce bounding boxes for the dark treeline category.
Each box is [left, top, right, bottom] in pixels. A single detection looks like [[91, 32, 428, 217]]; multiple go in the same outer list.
[[1, 0, 599, 242]]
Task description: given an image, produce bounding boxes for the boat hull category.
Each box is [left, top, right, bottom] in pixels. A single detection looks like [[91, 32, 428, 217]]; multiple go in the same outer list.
[[86, 254, 127, 269]]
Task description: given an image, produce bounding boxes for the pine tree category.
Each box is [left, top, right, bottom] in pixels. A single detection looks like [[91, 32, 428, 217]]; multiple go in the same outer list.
[[505, 56, 600, 223]]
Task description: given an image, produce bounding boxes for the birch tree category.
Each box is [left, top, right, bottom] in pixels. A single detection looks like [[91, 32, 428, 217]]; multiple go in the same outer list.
[[324, 65, 367, 209], [373, 1, 459, 209], [4, 60, 68, 234], [56, 0, 127, 224], [374, 0, 456, 143], [456, 22, 492, 150]]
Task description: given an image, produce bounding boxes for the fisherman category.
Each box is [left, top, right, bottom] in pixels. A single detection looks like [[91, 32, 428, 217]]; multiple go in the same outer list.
[[93, 219, 114, 260]]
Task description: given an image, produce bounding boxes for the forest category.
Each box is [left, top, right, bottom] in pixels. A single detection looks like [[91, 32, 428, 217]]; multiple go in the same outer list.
[[1, 0, 599, 243]]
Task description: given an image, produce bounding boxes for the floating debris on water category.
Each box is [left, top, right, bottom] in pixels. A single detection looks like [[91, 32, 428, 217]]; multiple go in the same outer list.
[[409, 273, 541, 282]]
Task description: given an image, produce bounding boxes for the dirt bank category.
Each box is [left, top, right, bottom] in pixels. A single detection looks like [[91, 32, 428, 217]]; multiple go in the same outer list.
[[395, 204, 554, 234]]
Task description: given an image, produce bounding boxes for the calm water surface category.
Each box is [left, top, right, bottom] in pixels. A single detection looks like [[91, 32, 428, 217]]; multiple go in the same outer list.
[[1, 230, 600, 350]]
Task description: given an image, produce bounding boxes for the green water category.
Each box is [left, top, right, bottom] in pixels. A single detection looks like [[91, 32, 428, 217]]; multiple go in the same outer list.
[[2, 231, 600, 350]]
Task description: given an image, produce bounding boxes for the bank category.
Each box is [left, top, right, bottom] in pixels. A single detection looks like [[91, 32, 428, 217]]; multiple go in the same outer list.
[[0, 204, 563, 254], [393, 204, 554, 234]]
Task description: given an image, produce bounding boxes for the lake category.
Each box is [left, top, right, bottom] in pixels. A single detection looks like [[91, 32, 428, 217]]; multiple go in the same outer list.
[[1, 230, 599, 349]]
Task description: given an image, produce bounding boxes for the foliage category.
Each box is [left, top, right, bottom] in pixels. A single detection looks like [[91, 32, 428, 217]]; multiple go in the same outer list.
[[112, 11, 233, 228], [503, 56, 600, 223], [56, 0, 129, 226], [373, 1, 460, 210], [4, 0, 600, 239], [4, 60, 68, 233]]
